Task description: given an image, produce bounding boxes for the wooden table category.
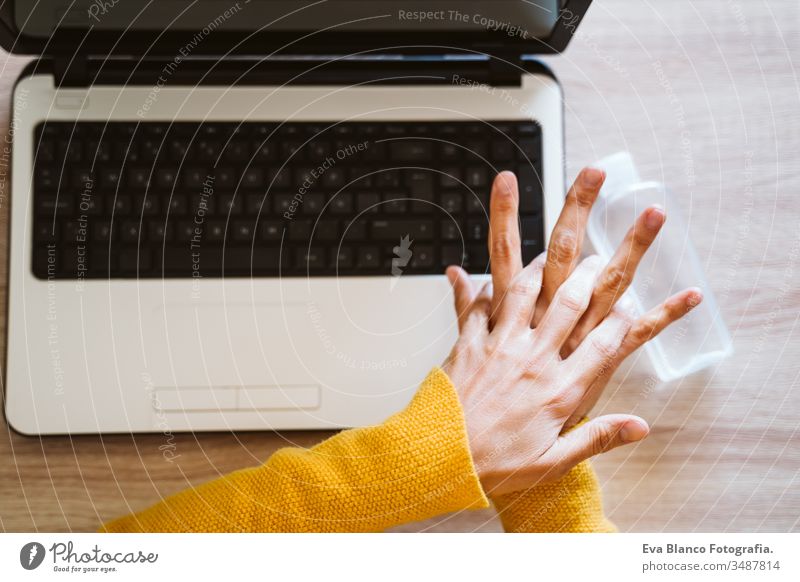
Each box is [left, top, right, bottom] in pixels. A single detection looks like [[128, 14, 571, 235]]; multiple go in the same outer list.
[[2, 0, 799, 532]]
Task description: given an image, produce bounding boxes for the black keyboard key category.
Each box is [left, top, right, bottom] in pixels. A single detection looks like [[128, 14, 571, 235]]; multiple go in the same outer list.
[[521, 216, 545, 263], [390, 141, 433, 162], [330, 193, 353, 215], [36, 167, 59, 191], [517, 167, 543, 214], [289, 221, 311, 241], [322, 168, 346, 189], [371, 219, 434, 241], [441, 193, 463, 214], [441, 245, 463, 268], [35, 222, 59, 242], [149, 222, 173, 243], [440, 167, 462, 189], [167, 195, 189, 216], [135, 196, 160, 216], [407, 171, 434, 199], [225, 140, 251, 162], [382, 194, 407, 215], [356, 193, 380, 214], [243, 168, 265, 189], [357, 246, 381, 269], [316, 221, 339, 241], [101, 170, 121, 189], [120, 221, 142, 243], [410, 245, 435, 268], [111, 196, 132, 216], [129, 167, 152, 190], [37, 194, 71, 215], [519, 137, 542, 162], [206, 221, 227, 242], [465, 167, 489, 189], [217, 194, 242, 216], [297, 248, 327, 271], [303, 193, 325, 215], [119, 249, 152, 274], [260, 221, 283, 241], [492, 140, 515, 161], [156, 169, 178, 190], [273, 194, 294, 214], [92, 221, 114, 242], [331, 247, 354, 269], [232, 221, 255, 242], [439, 143, 460, 161], [441, 221, 460, 241], [465, 245, 490, 270]]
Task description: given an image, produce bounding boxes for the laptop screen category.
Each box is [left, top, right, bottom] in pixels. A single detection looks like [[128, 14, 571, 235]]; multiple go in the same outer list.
[[14, 1, 561, 42]]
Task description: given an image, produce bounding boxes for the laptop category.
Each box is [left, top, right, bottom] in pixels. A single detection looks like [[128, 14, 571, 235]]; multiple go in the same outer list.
[[3, 1, 590, 435]]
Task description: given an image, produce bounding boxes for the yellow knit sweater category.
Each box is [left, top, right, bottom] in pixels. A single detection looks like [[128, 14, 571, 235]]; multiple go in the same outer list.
[[101, 368, 614, 533]]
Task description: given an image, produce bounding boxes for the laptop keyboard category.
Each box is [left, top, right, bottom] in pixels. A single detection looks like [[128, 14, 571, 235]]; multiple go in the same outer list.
[[31, 121, 544, 279]]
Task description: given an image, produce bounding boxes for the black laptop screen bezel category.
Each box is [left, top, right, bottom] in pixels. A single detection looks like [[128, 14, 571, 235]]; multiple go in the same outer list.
[[0, 1, 592, 59]]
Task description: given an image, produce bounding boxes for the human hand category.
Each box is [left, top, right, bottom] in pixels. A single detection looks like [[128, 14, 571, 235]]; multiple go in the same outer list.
[[442, 171, 702, 495], [488, 169, 701, 427], [533, 167, 702, 426]]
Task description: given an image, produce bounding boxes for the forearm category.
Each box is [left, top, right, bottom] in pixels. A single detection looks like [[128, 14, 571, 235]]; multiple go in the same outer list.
[[100, 368, 489, 533]]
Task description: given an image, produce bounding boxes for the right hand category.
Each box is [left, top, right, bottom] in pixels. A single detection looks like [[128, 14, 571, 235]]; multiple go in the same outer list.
[[443, 171, 702, 496]]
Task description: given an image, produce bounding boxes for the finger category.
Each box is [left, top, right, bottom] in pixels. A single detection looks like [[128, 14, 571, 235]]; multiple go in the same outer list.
[[488, 171, 523, 323], [447, 265, 479, 333], [563, 289, 702, 428], [565, 310, 633, 387], [538, 167, 605, 319], [462, 281, 493, 338], [543, 414, 650, 475], [533, 255, 604, 352], [493, 254, 546, 334], [618, 287, 704, 359], [567, 205, 665, 351]]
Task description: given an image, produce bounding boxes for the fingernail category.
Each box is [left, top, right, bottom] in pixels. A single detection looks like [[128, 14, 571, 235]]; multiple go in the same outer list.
[[685, 287, 704, 310], [581, 167, 605, 188], [645, 206, 666, 230], [620, 420, 649, 443]]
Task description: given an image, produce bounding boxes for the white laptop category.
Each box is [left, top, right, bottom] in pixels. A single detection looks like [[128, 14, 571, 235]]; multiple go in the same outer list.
[[3, 0, 588, 435]]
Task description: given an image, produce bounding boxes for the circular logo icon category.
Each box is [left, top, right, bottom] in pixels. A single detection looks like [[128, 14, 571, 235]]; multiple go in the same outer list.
[[20, 542, 46, 570]]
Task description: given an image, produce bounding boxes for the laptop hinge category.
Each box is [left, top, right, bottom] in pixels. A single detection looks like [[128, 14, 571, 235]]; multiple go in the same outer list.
[[53, 56, 89, 88], [487, 57, 523, 87], [48, 55, 525, 88]]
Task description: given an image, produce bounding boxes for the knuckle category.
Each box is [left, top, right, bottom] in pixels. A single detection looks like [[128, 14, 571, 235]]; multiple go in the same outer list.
[[557, 285, 590, 313], [631, 316, 659, 343], [591, 424, 615, 456], [599, 267, 630, 294], [589, 335, 621, 362], [508, 273, 536, 298], [491, 232, 516, 259], [546, 387, 576, 415], [548, 230, 578, 263], [572, 184, 595, 207], [495, 190, 516, 211]]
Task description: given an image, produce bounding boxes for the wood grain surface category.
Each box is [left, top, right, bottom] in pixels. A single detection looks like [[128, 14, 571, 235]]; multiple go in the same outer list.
[[1, 0, 799, 532]]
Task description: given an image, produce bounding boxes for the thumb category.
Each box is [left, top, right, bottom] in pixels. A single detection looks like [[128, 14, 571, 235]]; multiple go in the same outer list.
[[542, 414, 650, 474]]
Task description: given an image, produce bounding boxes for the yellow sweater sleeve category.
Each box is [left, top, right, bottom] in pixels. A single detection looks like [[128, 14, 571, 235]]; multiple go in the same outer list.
[[100, 368, 489, 533], [493, 420, 616, 534]]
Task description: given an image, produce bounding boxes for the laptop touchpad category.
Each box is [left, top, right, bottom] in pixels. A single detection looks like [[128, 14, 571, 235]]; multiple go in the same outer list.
[[146, 302, 319, 397]]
